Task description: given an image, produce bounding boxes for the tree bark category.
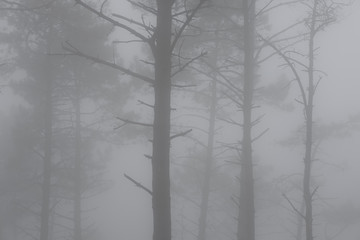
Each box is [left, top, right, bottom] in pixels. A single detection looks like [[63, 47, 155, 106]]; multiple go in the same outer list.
[[152, 1, 173, 240], [237, 1, 256, 240]]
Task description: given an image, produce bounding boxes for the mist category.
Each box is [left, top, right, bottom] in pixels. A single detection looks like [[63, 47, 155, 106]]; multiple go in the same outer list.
[[0, 1, 360, 240]]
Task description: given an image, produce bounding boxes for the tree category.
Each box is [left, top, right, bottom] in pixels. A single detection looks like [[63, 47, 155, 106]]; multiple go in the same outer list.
[[236, 1, 256, 240], [1, 2, 120, 240], [63, 1, 209, 240], [262, 1, 351, 240]]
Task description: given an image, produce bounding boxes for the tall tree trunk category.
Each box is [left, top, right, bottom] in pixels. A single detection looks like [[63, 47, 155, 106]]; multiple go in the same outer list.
[[303, 2, 317, 240], [40, 45, 54, 240], [237, 1, 256, 240], [198, 75, 217, 240], [152, 1, 172, 240], [74, 80, 82, 240]]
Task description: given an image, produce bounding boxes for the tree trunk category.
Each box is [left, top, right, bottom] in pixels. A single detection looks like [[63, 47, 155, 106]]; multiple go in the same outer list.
[[303, 2, 317, 240], [74, 80, 82, 240], [40, 48, 54, 240], [237, 1, 256, 240], [152, 1, 172, 240], [198, 76, 217, 240], [296, 200, 305, 240]]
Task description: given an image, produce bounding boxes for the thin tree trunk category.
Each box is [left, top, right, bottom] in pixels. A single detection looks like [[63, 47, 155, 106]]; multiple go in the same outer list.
[[198, 75, 217, 240], [152, 1, 172, 240], [303, 2, 317, 240], [73, 80, 82, 240], [237, 1, 256, 240], [40, 46, 54, 240]]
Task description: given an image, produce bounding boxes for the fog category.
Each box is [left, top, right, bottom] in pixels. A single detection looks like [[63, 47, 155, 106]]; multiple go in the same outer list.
[[0, 1, 360, 240]]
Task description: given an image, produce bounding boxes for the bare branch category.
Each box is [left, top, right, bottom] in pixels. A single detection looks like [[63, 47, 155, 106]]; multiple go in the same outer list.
[[222, 91, 243, 109], [283, 193, 306, 219], [144, 154, 152, 160], [259, 35, 308, 107], [113, 39, 146, 44], [311, 186, 319, 199], [256, 0, 275, 18], [116, 117, 153, 128], [171, 83, 197, 88], [138, 100, 154, 108], [100, 0, 108, 14], [251, 113, 266, 127], [201, 60, 244, 96], [256, 20, 305, 61], [170, 0, 208, 51], [217, 116, 243, 127], [171, 51, 207, 77], [62, 41, 155, 84], [127, 0, 157, 15], [112, 13, 155, 32], [170, 129, 192, 140], [74, 0, 152, 45], [256, 0, 300, 17], [251, 128, 269, 143], [124, 174, 152, 196]]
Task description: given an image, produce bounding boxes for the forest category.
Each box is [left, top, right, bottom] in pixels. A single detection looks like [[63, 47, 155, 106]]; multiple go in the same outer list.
[[0, 0, 360, 240]]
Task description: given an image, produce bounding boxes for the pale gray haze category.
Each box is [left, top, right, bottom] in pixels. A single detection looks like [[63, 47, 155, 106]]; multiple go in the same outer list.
[[0, 1, 360, 240]]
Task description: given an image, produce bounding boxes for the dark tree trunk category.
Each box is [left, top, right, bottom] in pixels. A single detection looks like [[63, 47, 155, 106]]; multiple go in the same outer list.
[[237, 1, 256, 240], [152, 1, 173, 240]]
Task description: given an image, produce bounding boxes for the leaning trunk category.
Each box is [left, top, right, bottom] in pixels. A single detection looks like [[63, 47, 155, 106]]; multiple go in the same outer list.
[[237, 1, 256, 240], [152, 1, 173, 240]]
